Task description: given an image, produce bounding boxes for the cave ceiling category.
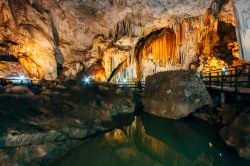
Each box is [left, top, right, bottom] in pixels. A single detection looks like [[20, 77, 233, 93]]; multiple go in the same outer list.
[[0, 0, 248, 81]]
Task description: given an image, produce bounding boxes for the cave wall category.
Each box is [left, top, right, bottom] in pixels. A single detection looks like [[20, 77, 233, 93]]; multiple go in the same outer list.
[[233, 0, 250, 63], [111, 11, 223, 82], [0, 0, 213, 80], [0, 0, 246, 81], [0, 0, 56, 79]]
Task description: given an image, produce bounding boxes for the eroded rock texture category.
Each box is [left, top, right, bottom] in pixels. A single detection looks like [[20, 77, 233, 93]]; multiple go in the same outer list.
[[233, 0, 250, 63], [0, 82, 134, 147], [0, 0, 55, 79], [141, 70, 213, 119], [0, 0, 247, 81]]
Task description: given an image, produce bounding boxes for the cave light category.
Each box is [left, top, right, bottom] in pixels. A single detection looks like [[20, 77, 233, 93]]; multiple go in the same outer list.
[[7, 75, 30, 84], [19, 75, 26, 80], [17, 75, 30, 84], [123, 78, 127, 84], [83, 76, 91, 84], [222, 67, 226, 73]]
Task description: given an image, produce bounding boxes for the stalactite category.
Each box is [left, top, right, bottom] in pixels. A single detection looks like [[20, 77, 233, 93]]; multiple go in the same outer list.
[[142, 29, 177, 67], [101, 8, 239, 82]]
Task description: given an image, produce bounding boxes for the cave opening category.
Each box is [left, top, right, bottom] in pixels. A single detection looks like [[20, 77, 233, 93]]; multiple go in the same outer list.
[[135, 28, 178, 81]]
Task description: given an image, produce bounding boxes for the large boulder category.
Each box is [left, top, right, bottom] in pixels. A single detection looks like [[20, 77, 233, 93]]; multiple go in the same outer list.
[[220, 108, 250, 160], [142, 70, 213, 119]]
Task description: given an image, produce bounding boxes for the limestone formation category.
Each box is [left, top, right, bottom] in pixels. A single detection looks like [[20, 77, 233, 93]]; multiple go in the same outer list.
[[1, 0, 243, 81], [0, 61, 29, 78], [233, 0, 250, 63], [141, 70, 213, 119]]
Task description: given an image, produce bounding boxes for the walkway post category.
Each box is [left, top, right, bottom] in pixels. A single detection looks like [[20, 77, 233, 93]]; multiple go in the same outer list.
[[217, 72, 219, 86], [221, 92, 225, 106], [209, 72, 212, 88], [221, 70, 224, 91], [230, 70, 232, 87], [235, 67, 238, 93]]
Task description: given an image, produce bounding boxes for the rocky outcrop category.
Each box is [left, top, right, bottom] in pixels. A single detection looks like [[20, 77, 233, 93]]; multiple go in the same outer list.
[[141, 70, 213, 119], [220, 107, 250, 160], [0, 82, 134, 148], [218, 0, 235, 25], [193, 103, 244, 125]]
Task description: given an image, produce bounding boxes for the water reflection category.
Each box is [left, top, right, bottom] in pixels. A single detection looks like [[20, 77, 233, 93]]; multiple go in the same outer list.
[[54, 115, 250, 166]]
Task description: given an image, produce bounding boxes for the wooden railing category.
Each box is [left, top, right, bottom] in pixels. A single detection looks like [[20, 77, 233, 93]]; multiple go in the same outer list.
[[116, 81, 145, 93], [201, 64, 250, 92]]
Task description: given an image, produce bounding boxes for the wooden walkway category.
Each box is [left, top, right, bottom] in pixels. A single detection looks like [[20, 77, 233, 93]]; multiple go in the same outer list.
[[202, 64, 250, 95], [206, 85, 250, 94], [117, 81, 145, 93]]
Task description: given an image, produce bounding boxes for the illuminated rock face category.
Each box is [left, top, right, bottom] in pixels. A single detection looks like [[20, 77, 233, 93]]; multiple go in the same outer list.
[[0, 0, 245, 80], [0, 0, 56, 79], [0, 0, 213, 80], [233, 0, 250, 63], [218, 0, 235, 25], [0, 61, 29, 78]]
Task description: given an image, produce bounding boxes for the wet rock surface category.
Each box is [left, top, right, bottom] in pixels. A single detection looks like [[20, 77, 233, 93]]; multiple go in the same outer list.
[[192, 106, 220, 125], [142, 70, 213, 119], [220, 107, 250, 160], [193, 103, 244, 125], [0, 81, 135, 164]]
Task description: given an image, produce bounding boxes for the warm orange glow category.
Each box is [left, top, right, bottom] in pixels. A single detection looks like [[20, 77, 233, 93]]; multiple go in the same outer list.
[[88, 63, 106, 82], [140, 29, 177, 67], [232, 58, 246, 67], [203, 57, 227, 72], [0, 61, 29, 77], [104, 129, 126, 141], [227, 42, 239, 58], [136, 28, 178, 79], [19, 55, 43, 79]]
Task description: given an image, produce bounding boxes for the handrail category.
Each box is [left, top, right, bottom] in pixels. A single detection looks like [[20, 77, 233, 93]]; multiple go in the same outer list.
[[116, 81, 145, 92], [202, 64, 250, 74], [201, 64, 250, 93]]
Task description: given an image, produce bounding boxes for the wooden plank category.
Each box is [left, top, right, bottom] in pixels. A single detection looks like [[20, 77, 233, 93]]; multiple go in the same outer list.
[[206, 85, 250, 94]]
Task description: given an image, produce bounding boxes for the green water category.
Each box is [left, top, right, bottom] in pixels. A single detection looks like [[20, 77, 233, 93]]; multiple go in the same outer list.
[[54, 114, 250, 166]]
